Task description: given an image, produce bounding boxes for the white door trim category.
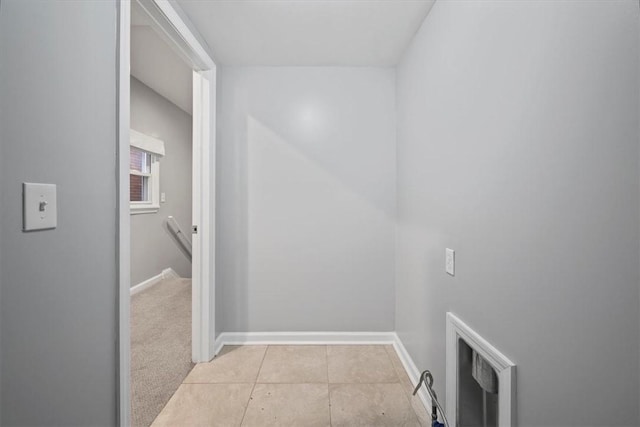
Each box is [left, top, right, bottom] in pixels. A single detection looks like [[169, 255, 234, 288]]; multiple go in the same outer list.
[[117, 1, 217, 425], [116, 2, 131, 426], [192, 69, 216, 362]]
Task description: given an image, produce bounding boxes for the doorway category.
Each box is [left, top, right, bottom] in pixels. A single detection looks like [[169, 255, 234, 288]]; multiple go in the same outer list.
[[129, 3, 194, 424], [117, 1, 217, 425]]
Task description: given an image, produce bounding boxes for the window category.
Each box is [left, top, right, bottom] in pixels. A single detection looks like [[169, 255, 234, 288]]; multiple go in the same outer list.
[[130, 147, 151, 202], [130, 129, 164, 214]]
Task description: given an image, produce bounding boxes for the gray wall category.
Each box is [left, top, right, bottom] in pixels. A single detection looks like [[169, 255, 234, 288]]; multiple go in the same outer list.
[[395, 1, 640, 425], [216, 67, 396, 333], [130, 77, 192, 286], [0, 1, 117, 425]]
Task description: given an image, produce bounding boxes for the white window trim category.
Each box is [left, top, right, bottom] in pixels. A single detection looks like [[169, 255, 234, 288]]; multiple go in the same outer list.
[[130, 129, 164, 215], [130, 129, 165, 156]]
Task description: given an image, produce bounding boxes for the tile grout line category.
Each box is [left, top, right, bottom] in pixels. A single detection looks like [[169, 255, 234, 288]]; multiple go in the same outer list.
[[239, 345, 270, 426], [386, 346, 413, 401], [385, 346, 412, 394], [384, 346, 425, 425], [183, 381, 403, 385], [326, 345, 332, 427], [384, 346, 404, 385]]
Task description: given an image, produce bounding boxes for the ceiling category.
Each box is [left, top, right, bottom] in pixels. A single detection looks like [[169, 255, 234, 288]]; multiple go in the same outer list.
[[131, 2, 193, 114], [129, 0, 435, 109], [175, 0, 436, 66]]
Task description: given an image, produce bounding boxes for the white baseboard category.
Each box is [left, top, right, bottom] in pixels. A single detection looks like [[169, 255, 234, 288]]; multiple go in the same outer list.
[[130, 268, 180, 295], [391, 333, 433, 419], [213, 331, 396, 351], [213, 334, 225, 357], [210, 331, 432, 418]]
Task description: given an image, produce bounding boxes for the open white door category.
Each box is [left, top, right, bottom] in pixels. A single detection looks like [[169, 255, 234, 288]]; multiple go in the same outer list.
[[192, 69, 215, 363]]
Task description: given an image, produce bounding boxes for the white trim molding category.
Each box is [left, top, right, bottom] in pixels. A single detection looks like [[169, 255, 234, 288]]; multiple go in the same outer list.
[[145, 0, 216, 71], [446, 312, 517, 427], [213, 332, 397, 353], [129, 154, 160, 215], [116, 1, 131, 425], [145, 0, 217, 70], [191, 69, 215, 363], [130, 129, 165, 156], [129, 129, 163, 215], [130, 268, 180, 295], [391, 335, 434, 419]]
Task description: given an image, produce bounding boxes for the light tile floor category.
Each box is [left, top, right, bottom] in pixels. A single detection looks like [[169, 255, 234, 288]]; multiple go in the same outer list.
[[152, 345, 430, 427]]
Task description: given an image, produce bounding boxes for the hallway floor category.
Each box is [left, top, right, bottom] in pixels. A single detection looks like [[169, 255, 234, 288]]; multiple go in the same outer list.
[[132, 277, 194, 427], [151, 344, 429, 426]]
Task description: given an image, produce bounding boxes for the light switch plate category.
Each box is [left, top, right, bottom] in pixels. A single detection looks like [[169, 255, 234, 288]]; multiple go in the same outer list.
[[23, 183, 57, 231], [446, 248, 455, 276]]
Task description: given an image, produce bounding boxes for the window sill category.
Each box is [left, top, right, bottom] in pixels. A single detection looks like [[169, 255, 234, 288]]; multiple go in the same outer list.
[[130, 205, 160, 215]]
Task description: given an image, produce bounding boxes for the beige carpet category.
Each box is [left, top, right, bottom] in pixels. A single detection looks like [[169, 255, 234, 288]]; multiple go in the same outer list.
[[131, 277, 194, 427]]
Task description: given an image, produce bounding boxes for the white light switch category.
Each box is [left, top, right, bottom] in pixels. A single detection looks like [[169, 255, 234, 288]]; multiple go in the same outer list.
[[23, 183, 57, 231], [446, 248, 455, 276], [161, 192, 166, 203]]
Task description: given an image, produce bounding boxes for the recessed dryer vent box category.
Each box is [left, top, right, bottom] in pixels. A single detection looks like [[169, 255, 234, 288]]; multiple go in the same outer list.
[[446, 312, 516, 427]]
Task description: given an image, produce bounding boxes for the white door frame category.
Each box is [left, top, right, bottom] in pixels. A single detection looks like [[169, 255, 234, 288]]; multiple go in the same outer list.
[[192, 69, 215, 362], [117, 1, 217, 425]]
